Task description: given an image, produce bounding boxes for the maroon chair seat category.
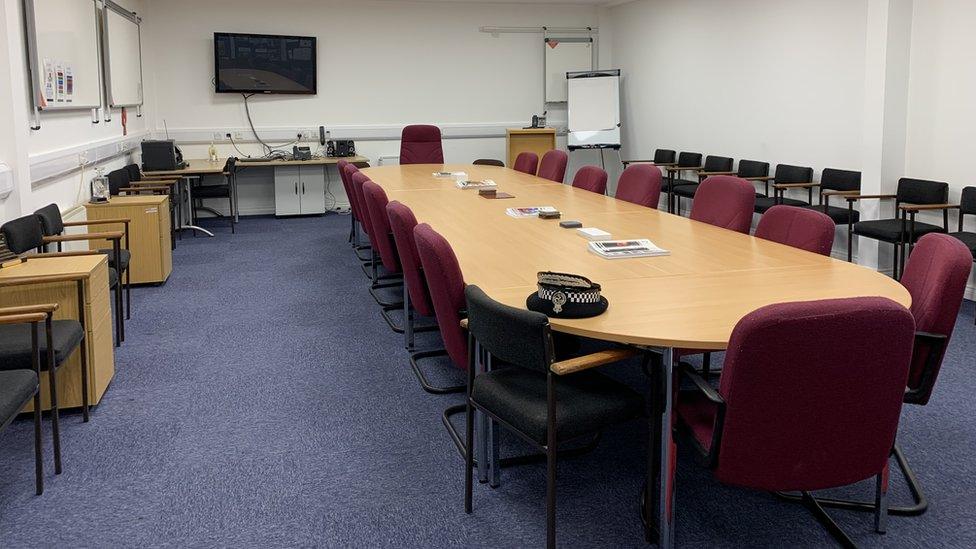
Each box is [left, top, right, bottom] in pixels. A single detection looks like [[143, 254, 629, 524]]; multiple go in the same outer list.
[[513, 152, 539, 175], [676, 297, 916, 545], [387, 201, 439, 352], [571, 166, 608, 195], [689, 176, 756, 234], [615, 164, 662, 208], [537, 150, 568, 183], [400, 125, 444, 165], [755, 205, 835, 256]]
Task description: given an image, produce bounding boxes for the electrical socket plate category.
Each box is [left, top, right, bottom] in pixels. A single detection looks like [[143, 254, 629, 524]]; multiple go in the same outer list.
[[213, 132, 225, 141]]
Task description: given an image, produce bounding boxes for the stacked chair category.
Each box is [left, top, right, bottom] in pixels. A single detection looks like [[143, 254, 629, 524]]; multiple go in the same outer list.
[[947, 186, 976, 323]]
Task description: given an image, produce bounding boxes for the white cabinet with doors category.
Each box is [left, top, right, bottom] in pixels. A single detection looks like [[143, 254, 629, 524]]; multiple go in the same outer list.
[[273, 165, 326, 216]]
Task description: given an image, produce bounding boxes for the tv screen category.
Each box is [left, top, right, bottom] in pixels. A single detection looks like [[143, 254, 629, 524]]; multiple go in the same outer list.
[[214, 32, 316, 94]]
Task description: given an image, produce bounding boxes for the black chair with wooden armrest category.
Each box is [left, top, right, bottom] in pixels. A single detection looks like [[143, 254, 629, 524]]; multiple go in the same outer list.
[[1, 214, 125, 347], [34, 203, 132, 323], [672, 155, 735, 214], [948, 186, 976, 324], [621, 148, 676, 168], [0, 278, 91, 483], [191, 157, 237, 233], [0, 308, 45, 495], [752, 163, 815, 214], [846, 177, 950, 279], [461, 285, 645, 549], [107, 168, 169, 197], [662, 152, 703, 213]]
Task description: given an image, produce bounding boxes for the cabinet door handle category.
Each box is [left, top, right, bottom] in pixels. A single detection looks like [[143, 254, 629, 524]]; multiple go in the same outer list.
[[295, 182, 298, 195], [302, 182, 306, 194]]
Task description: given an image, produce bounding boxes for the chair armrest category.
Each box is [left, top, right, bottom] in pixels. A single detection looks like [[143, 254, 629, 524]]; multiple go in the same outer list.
[[622, 160, 670, 166], [678, 361, 726, 468], [820, 190, 861, 197], [120, 186, 170, 193], [0, 272, 87, 288], [743, 176, 774, 181], [43, 231, 123, 243], [772, 182, 818, 189], [0, 304, 59, 315], [841, 194, 897, 201], [63, 218, 130, 227], [30, 251, 102, 258], [898, 203, 960, 212], [667, 165, 702, 172], [128, 180, 177, 187], [697, 170, 736, 177], [904, 331, 949, 405], [550, 348, 639, 375], [0, 312, 47, 325]]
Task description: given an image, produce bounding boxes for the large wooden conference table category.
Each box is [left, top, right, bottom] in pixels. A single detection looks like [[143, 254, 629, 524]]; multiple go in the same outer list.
[[362, 163, 911, 547]]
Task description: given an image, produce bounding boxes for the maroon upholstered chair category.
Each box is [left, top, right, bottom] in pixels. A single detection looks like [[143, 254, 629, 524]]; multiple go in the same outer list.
[[615, 164, 662, 208], [689, 176, 756, 234], [571, 166, 608, 195], [386, 200, 439, 359], [413, 223, 468, 394], [342, 163, 371, 261], [754, 205, 835, 256], [351, 172, 403, 307], [399, 125, 444, 165], [513, 152, 539, 175], [676, 297, 916, 545], [794, 233, 973, 519], [537, 150, 569, 183]]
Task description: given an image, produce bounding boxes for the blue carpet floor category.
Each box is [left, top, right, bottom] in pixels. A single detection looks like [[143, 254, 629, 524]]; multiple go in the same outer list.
[[0, 214, 974, 547]]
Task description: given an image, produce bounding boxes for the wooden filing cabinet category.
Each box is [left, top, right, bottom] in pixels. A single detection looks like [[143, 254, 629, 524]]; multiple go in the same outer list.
[[274, 165, 327, 216], [85, 195, 173, 284], [506, 128, 557, 169], [0, 256, 115, 411]]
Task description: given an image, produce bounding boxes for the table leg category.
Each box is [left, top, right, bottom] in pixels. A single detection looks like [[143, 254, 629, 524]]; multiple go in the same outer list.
[[657, 347, 677, 548], [177, 175, 214, 237]]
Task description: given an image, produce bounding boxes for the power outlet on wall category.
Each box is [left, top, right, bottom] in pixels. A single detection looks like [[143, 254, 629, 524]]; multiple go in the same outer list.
[[213, 132, 225, 141]]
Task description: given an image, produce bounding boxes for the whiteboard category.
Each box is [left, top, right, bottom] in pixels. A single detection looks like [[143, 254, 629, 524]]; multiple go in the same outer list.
[[544, 38, 592, 103], [24, 0, 102, 110], [567, 70, 621, 149], [102, 2, 143, 107]]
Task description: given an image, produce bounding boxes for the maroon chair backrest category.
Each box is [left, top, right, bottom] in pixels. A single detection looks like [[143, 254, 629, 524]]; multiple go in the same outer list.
[[754, 205, 835, 256], [513, 152, 539, 175], [615, 164, 662, 208], [537, 150, 568, 183], [362, 181, 400, 273], [899, 233, 973, 404], [571, 166, 608, 194], [399, 125, 444, 165], [351, 172, 378, 245], [343, 163, 365, 227], [689, 175, 756, 234], [386, 201, 434, 318], [414, 223, 467, 370], [714, 297, 916, 492]]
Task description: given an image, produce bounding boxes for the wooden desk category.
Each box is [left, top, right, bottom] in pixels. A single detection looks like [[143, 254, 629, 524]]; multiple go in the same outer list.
[[363, 164, 910, 548], [85, 195, 173, 284], [506, 128, 557, 168], [0, 255, 115, 412], [143, 155, 370, 177]]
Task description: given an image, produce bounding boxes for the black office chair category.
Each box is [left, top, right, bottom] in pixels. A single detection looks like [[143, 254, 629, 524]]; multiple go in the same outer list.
[[672, 155, 735, 214], [473, 158, 505, 167], [0, 309, 45, 495], [948, 186, 976, 324], [1, 214, 124, 347], [847, 178, 950, 278], [753, 164, 815, 214], [35, 203, 132, 322], [792, 168, 862, 257], [662, 152, 703, 213], [192, 157, 237, 233], [462, 285, 645, 549], [621, 148, 677, 168]]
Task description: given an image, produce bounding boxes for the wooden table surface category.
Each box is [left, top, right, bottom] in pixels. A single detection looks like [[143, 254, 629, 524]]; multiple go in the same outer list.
[[363, 164, 911, 350], [145, 156, 370, 177]]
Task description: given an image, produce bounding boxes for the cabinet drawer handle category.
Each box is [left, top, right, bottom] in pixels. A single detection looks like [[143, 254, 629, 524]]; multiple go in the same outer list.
[[295, 182, 298, 194], [302, 182, 306, 194]]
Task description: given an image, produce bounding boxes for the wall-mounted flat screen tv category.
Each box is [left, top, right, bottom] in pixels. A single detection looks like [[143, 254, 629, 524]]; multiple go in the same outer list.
[[214, 32, 317, 94]]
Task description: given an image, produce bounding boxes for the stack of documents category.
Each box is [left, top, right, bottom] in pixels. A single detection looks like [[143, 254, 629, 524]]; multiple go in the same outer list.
[[588, 239, 670, 259]]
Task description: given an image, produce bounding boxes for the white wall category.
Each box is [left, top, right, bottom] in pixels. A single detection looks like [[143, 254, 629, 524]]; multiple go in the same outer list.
[[142, 0, 600, 211], [904, 0, 976, 292], [0, 0, 148, 221], [608, 0, 868, 177]]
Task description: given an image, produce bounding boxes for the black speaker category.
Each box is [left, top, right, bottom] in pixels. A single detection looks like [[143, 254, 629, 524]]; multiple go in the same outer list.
[[327, 140, 356, 158], [141, 140, 184, 171]]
